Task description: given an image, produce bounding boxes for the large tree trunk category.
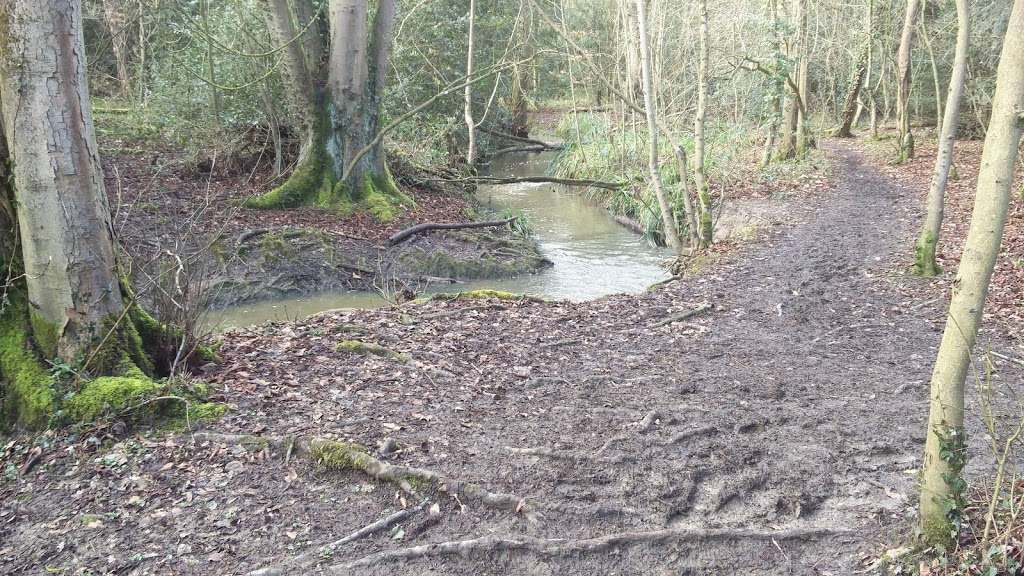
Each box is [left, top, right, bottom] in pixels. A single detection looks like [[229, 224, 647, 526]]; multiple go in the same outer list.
[[249, 0, 407, 218], [918, 0, 1024, 546], [694, 0, 712, 247], [895, 0, 921, 163], [634, 0, 681, 251], [913, 0, 969, 277], [0, 0, 126, 362]]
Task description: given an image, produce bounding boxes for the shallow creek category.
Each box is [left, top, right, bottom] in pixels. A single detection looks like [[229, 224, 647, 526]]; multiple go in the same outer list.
[[210, 152, 671, 328]]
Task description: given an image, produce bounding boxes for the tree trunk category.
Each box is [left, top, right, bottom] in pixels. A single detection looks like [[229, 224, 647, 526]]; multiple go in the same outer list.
[[694, 0, 712, 247], [634, 0, 681, 251], [463, 0, 477, 166], [896, 0, 921, 163], [249, 0, 407, 218], [0, 0, 127, 362], [621, 0, 642, 101], [913, 0, 968, 277], [102, 0, 131, 97], [835, 45, 869, 138], [794, 0, 810, 156], [918, 0, 1024, 546]]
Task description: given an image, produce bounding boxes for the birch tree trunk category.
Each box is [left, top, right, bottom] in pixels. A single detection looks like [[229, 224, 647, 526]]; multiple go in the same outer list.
[[463, 0, 477, 166], [634, 0, 681, 251], [918, 0, 1024, 545], [694, 0, 713, 247], [0, 0, 126, 361], [895, 0, 921, 163], [913, 0, 969, 277]]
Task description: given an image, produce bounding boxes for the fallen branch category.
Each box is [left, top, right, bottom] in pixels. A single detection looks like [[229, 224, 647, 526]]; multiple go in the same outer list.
[[490, 144, 561, 159], [650, 304, 713, 328], [387, 217, 516, 247], [478, 126, 561, 149], [249, 500, 430, 576], [333, 526, 849, 570], [190, 432, 539, 522], [469, 176, 626, 190]]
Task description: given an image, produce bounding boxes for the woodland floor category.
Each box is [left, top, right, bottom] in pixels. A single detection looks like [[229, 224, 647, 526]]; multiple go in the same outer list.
[[3, 138, 1024, 575]]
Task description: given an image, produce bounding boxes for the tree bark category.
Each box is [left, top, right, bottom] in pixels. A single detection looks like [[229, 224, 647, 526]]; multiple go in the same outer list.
[[0, 0, 127, 362], [895, 0, 922, 163], [794, 0, 810, 155], [634, 0, 681, 251], [918, 0, 1024, 545], [250, 0, 403, 212], [835, 45, 869, 138], [913, 0, 969, 277], [694, 0, 712, 247]]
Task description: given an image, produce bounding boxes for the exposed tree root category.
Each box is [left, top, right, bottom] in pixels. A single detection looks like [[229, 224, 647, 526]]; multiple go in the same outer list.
[[667, 425, 719, 445], [248, 500, 430, 576], [191, 432, 539, 522], [386, 217, 516, 246], [650, 304, 714, 328], [331, 526, 848, 571]]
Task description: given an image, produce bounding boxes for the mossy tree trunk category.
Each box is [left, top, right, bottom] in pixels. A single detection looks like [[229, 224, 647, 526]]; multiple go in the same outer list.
[[0, 0, 128, 364], [913, 0, 969, 277], [895, 0, 921, 163], [249, 0, 407, 220], [463, 0, 477, 166], [0, 0, 178, 429], [835, 45, 869, 138], [918, 0, 1024, 545]]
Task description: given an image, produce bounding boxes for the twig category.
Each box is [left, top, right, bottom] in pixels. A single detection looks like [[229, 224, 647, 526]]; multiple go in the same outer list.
[[249, 500, 430, 576]]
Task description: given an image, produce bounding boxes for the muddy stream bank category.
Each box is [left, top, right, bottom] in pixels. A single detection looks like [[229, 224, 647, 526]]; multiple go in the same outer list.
[[209, 152, 671, 328]]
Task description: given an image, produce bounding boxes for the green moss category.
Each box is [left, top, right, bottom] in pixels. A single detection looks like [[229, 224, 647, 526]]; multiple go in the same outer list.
[[913, 230, 941, 277], [336, 340, 408, 362], [64, 375, 160, 423], [309, 439, 373, 471], [0, 293, 55, 429], [89, 313, 154, 377], [429, 290, 542, 302], [920, 515, 955, 549], [28, 310, 59, 360]]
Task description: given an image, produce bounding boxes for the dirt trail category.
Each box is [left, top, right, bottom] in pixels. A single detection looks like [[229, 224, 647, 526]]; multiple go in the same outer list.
[[3, 142, 1020, 575]]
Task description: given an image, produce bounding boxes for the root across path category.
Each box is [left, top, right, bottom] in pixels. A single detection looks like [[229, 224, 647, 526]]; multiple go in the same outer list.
[[4, 141, 1022, 575]]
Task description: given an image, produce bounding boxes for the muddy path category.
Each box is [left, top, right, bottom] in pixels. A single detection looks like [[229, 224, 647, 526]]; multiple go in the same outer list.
[[3, 141, 1021, 575]]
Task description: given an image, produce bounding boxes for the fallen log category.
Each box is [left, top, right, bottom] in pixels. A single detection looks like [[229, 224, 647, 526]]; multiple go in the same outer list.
[[490, 144, 563, 159], [479, 126, 561, 149], [470, 176, 626, 190], [386, 217, 516, 246]]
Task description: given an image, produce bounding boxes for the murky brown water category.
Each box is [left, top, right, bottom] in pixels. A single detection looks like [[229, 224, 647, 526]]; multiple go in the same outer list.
[[210, 152, 671, 328]]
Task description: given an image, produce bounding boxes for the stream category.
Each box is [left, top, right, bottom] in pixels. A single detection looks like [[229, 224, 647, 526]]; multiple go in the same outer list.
[[209, 152, 671, 328]]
